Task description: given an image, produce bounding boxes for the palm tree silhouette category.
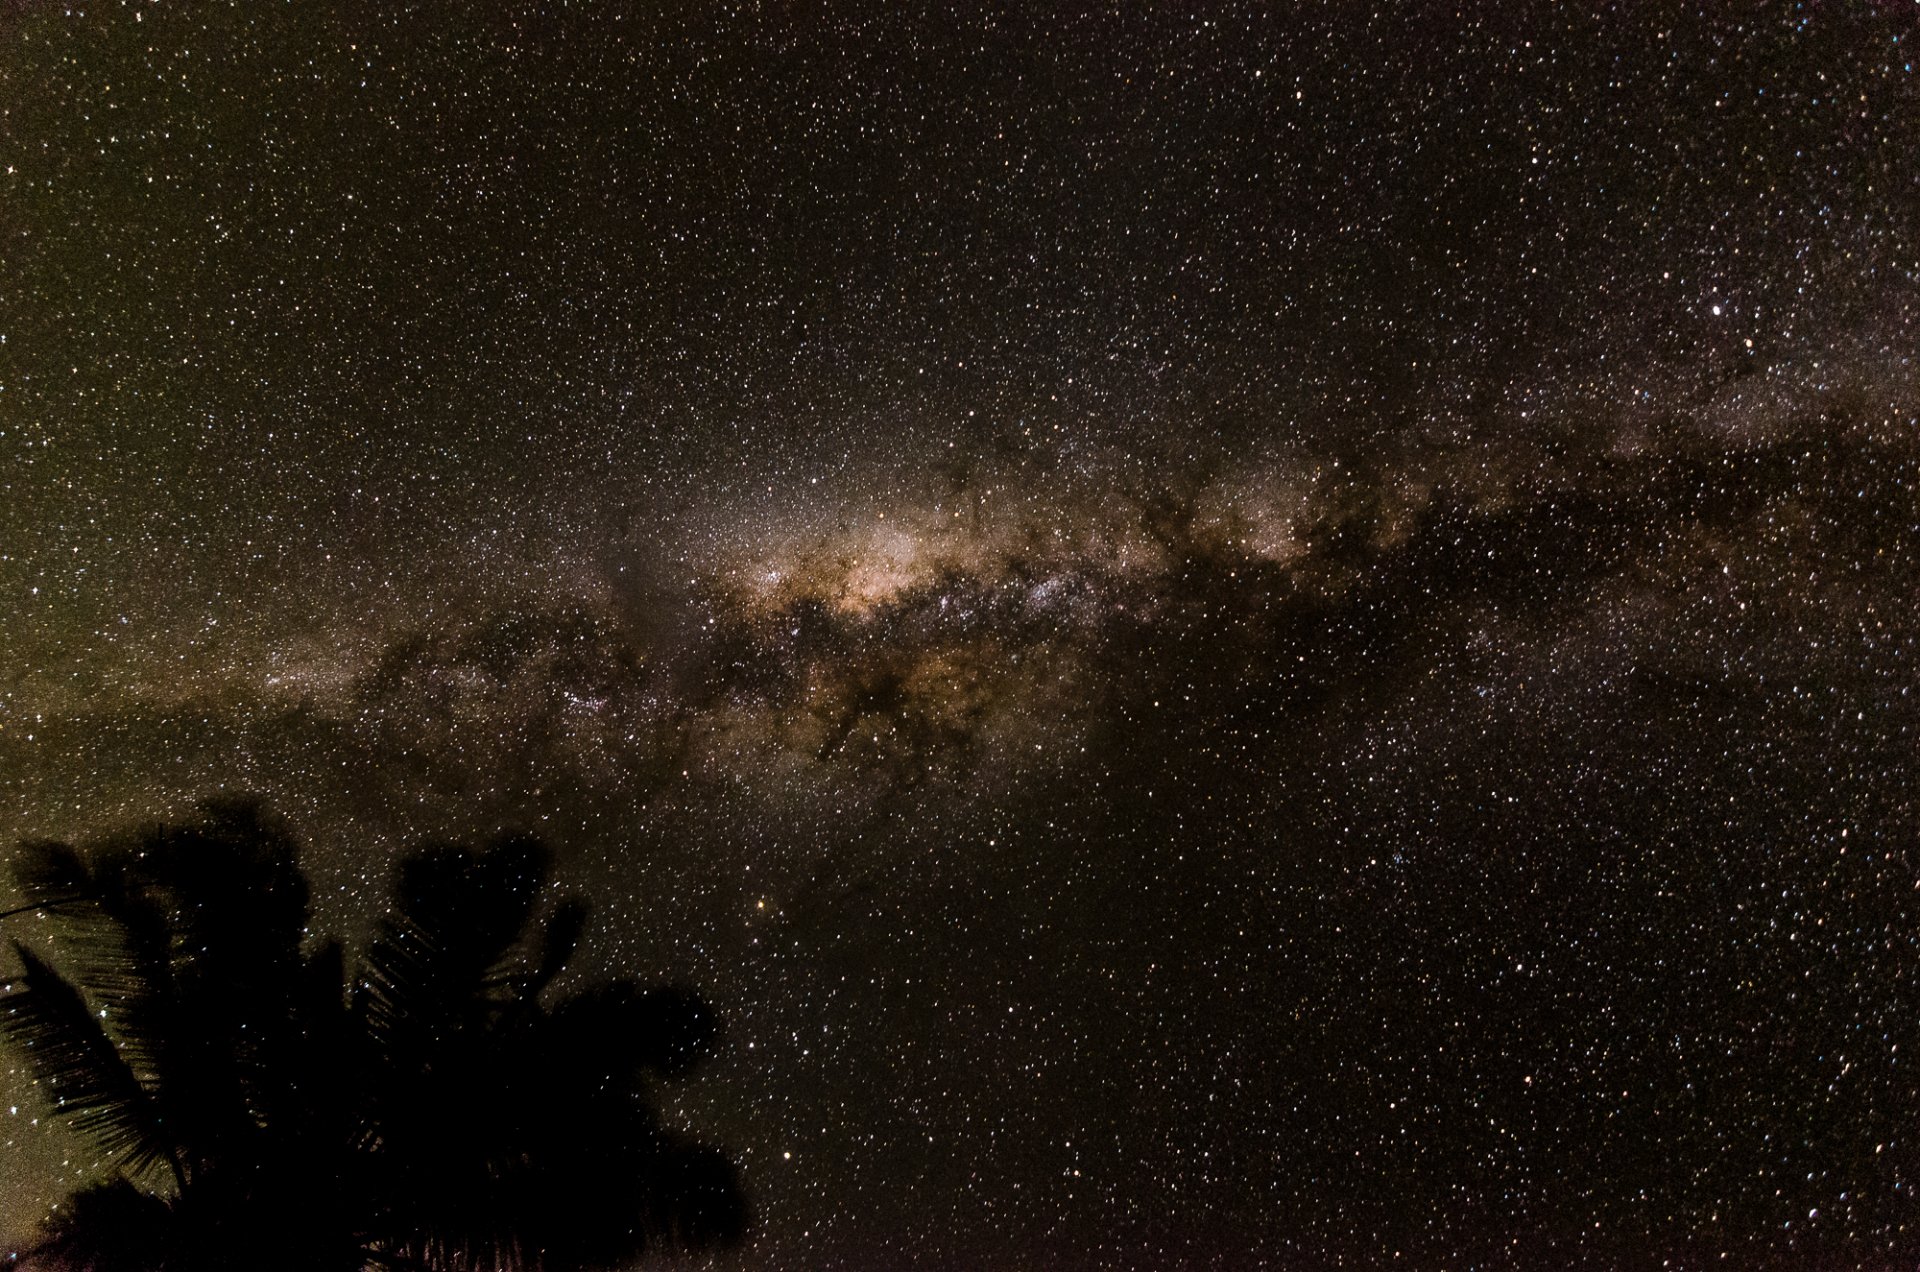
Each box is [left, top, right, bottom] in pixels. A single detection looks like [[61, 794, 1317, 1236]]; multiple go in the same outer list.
[[1, 797, 747, 1270]]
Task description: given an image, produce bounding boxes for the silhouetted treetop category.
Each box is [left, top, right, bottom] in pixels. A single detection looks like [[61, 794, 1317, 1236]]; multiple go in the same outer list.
[[1, 796, 748, 1272]]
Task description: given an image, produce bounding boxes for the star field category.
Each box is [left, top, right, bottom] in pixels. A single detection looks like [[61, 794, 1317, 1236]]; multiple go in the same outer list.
[[4, 2, 1920, 1267]]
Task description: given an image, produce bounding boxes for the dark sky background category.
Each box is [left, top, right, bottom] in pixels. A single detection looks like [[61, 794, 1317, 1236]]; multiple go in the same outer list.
[[3, 1, 1920, 1267]]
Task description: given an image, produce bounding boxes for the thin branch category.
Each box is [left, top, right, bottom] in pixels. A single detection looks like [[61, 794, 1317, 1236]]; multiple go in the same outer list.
[[0, 894, 97, 925]]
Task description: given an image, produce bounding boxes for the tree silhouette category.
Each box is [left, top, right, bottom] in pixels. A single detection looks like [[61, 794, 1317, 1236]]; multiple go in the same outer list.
[[1, 797, 747, 1271]]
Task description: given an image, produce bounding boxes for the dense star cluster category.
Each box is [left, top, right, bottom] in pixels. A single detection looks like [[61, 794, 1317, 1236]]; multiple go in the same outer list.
[[4, 1, 1920, 1267]]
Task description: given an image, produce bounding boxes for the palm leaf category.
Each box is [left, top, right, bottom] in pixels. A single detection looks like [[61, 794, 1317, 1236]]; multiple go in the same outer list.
[[9, 838, 178, 1092], [23, 1178, 173, 1272], [151, 799, 313, 986], [11, 838, 94, 910], [523, 895, 589, 1002], [2, 941, 180, 1186], [11, 820, 282, 1173], [360, 835, 554, 1046], [133, 805, 316, 1155]]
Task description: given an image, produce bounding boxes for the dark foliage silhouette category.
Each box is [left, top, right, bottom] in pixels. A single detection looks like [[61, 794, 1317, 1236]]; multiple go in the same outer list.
[[0, 797, 747, 1270]]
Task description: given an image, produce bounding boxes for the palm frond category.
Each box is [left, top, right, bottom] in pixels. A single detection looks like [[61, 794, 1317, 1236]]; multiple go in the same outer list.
[[145, 806, 314, 1100], [10, 838, 178, 1092], [360, 835, 554, 1046], [152, 798, 312, 982], [276, 940, 356, 1124], [398, 833, 549, 973], [2, 941, 180, 1187], [523, 895, 589, 1001], [6, 807, 751, 1271], [11, 838, 93, 908], [21, 1178, 173, 1272]]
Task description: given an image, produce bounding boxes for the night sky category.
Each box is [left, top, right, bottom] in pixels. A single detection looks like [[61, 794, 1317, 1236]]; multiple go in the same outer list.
[[4, 1, 1920, 1267]]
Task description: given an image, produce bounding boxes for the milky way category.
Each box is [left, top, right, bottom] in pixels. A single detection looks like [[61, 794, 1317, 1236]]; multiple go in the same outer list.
[[4, 3, 1920, 1267]]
